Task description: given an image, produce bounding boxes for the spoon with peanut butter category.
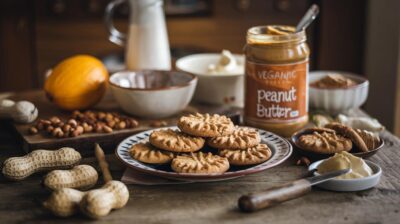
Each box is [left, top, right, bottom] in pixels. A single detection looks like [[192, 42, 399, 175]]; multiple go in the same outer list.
[[266, 4, 319, 35], [296, 4, 319, 32]]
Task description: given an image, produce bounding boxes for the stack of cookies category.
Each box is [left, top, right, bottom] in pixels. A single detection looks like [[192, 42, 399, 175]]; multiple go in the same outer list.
[[128, 113, 272, 174], [297, 123, 381, 154]]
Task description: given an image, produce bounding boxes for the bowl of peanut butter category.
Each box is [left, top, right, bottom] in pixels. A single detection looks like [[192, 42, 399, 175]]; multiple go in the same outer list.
[[309, 71, 369, 114]]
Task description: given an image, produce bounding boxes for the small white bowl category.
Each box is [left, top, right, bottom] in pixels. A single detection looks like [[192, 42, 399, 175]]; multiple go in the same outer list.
[[109, 70, 197, 118], [308, 159, 382, 192], [176, 53, 244, 107], [309, 71, 369, 114]]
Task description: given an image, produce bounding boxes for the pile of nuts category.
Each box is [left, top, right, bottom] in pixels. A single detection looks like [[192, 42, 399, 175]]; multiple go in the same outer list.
[[29, 110, 139, 138]]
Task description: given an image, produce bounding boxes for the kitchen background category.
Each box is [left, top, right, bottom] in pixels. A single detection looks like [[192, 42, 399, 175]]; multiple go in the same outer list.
[[0, 0, 399, 135]]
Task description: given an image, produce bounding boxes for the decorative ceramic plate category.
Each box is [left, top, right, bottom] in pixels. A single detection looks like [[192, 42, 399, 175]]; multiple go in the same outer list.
[[116, 126, 292, 181]]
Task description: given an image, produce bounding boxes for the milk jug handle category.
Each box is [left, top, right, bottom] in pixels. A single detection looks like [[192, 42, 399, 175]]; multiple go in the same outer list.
[[105, 0, 127, 46]]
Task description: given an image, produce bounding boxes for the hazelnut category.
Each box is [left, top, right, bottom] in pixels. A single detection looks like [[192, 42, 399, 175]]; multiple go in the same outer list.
[[127, 119, 139, 128], [107, 120, 116, 128], [67, 119, 78, 127], [40, 119, 52, 126], [105, 113, 114, 122], [97, 112, 106, 120], [28, 126, 38, 134], [117, 121, 126, 129], [75, 126, 84, 134], [83, 123, 93, 133], [150, 120, 167, 128], [50, 116, 61, 124], [72, 110, 81, 118], [62, 124, 71, 132], [70, 129, 78, 137], [52, 127, 63, 138], [36, 122, 45, 130], [85, 111, 96, 120], [55, 121, 65, 128], [103, 125, 113, 133], [71, 126, 83, 137], [95, 124, 103, 133], [72, 111, 84, 120], [46, 125, 54, 133]]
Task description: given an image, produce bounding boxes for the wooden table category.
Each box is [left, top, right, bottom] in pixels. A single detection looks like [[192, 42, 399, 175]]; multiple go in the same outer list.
[[1, 91, 400, 224]]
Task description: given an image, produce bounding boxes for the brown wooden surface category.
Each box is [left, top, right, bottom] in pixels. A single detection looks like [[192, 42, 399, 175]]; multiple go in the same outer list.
[[8, 90, 240, 156], [1, 91, 400, 223]]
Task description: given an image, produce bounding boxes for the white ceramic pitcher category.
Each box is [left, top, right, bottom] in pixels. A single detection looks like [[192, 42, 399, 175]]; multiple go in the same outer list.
[[105, 0, 171, 70]]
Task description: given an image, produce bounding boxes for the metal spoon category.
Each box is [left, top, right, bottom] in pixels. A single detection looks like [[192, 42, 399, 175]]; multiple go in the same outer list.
[[295, 4, 320, 32]]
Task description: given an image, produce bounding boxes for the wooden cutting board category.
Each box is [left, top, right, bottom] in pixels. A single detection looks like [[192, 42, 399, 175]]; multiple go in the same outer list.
[[8, 90, 241, 156]]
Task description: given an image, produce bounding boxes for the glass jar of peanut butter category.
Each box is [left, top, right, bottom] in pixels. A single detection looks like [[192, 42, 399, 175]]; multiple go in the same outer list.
[[244, 25, 310, 137]]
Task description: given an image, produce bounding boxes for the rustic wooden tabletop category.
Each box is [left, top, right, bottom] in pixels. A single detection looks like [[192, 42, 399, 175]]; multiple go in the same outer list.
[[0, 91, 399, 224]]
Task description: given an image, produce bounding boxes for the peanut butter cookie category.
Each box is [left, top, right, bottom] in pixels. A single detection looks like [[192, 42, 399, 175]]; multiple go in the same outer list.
[[208, 127, 260, 150], [219, 144, 272, 165], [325, 123, 369, 152], [297, 131, 352, 154], [355, 129, 381, 151], [129, 143, 175, 164], [149, 129, 205, 152], [177, 113, 234, 137], [171, 152, 230, 174]]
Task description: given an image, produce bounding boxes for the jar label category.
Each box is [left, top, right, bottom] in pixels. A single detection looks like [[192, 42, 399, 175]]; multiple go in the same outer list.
[[245, 60, 308, 123]]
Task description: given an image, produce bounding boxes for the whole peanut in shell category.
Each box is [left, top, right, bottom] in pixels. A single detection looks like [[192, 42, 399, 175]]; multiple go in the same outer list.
[[43, 188, 85, 217], [43, 165, 98, 190], [2, 147, 81, 181], [43, 181, 129, 218], [80, 180, 129, 219]]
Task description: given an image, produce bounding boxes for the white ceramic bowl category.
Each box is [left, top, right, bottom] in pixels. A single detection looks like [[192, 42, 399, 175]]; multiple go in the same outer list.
[[176, 53, 244, 107], [308, 160, 382, 192], [109, 70, 197, 118], [309, 71, 369, 114]]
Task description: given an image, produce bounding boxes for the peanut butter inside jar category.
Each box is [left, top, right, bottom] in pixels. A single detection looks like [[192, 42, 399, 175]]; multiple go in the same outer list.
[[244, 25, 310, 137]]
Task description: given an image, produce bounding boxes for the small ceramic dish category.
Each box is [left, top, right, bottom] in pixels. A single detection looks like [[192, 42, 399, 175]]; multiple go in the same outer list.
[[308, 159, 382, 191], [309, 71, 369, 114], [291, 128, 384, 160], [109, 70, 197, 118], [176, 53, 245, 107]]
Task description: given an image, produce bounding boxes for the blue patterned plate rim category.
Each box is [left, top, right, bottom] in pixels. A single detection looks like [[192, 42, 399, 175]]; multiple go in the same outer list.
[[115, 126, 292, 180]]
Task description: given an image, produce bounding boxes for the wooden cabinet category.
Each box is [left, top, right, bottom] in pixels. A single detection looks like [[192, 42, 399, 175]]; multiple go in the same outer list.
[[0, 0, 366, 90], [0, 0, 37, 91]]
